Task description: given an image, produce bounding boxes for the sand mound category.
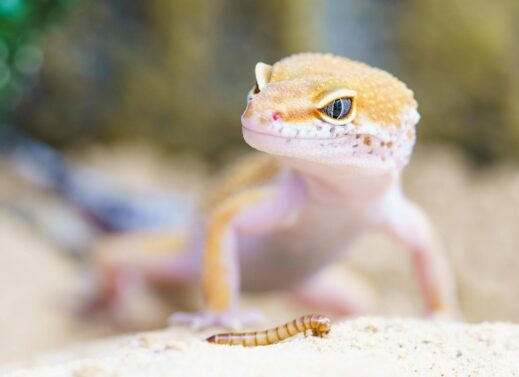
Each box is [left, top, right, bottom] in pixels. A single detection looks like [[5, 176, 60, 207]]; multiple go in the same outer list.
[[4, 317, 519, 377]]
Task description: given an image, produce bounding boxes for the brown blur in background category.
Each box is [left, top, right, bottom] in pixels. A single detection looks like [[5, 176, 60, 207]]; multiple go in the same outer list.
[[1, 0, 519, 364], [7, 0, 519, 163]]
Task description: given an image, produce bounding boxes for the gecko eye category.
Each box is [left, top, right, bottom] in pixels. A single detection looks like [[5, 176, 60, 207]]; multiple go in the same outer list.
[[252, 81, 260, 94], [319, 98, 353, 122], [247, 83, 260, 102], [316, 89, 357, 126], [248, 62, 271, 102]]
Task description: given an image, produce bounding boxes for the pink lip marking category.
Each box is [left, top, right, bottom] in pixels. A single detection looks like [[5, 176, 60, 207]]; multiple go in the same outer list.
[[272, 112, 282, 121]]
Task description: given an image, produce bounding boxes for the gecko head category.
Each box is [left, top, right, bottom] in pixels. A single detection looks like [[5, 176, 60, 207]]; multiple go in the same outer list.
[[241, 53, 420, 172]]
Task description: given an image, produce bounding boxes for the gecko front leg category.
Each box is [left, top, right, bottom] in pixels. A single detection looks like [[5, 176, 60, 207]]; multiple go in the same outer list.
[[170, 172, 305, 329], [383, 193, 460, 319]]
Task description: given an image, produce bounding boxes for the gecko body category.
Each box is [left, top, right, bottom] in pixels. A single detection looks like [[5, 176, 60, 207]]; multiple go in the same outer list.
[[91, 53, 459, 328]]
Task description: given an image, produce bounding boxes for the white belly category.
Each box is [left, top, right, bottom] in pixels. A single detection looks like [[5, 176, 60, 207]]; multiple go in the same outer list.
[[239, 198, 381, 291]]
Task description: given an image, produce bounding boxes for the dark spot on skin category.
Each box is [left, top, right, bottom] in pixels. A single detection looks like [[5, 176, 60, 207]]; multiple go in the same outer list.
[[355, 134, 361, 140], [381, 141, 386, 147], [353, 144, 358, 148], [316, 125, 322, 131], [363, 136, 372, 146], [295, 129, 300, 136], [330, 126, 336, 134], [368, 150, 374, 154], [387, 141, 393, 149]]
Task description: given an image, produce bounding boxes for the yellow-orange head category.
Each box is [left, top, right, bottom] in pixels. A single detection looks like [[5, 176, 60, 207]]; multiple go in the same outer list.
[[242, 53, 419, 171]]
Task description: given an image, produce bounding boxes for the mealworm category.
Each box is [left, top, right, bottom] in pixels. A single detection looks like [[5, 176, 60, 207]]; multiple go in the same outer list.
[[205, 314, 331, 346]]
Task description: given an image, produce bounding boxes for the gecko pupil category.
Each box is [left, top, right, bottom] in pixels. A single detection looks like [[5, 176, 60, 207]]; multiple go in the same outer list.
[[332, 100, 343, 118], [323, 98, 352, 120]]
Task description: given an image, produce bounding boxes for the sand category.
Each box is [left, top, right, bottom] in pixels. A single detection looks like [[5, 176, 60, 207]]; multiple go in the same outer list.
[[3, 317, 519, 376], [1, 143, 519, 375]]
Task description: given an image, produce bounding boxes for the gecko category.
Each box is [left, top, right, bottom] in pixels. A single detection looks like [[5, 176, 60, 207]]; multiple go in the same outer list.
[[88, 53, 459, 329]]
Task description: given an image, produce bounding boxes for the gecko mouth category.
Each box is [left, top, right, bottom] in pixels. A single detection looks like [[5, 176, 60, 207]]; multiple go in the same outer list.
[[241, 125, 361, 142], [242, 125, 397, 168], [242, 125, 387, 151]]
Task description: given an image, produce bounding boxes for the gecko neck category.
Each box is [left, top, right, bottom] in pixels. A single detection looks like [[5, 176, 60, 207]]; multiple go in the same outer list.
[[280, 157, 400, 206]]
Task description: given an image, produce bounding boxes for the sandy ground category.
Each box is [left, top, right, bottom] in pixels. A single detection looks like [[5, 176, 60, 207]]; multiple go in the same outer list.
[[4, 317, 519, 377], [1, 143, 519, 374]]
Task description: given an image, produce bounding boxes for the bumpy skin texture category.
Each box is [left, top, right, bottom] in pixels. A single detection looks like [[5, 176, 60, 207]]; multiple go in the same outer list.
[[92, 53, 459, 329], [242, 53, 418, 169], [248, 54, 416, 127]]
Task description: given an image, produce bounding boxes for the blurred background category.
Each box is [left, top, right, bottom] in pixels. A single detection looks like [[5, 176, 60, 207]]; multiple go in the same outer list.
[[1, 0, 519, 364]]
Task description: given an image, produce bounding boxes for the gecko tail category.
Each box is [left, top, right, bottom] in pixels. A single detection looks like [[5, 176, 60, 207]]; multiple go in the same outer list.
[[0, 123, 73, 191], [0, 123, 195, 233]]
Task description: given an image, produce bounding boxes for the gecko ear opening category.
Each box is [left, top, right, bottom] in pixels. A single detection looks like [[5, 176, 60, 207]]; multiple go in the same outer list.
[[255, 62, 272, 91]]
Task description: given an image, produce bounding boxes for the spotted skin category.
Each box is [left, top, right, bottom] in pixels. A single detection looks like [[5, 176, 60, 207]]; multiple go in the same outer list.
[[246, 53, 416, 128]]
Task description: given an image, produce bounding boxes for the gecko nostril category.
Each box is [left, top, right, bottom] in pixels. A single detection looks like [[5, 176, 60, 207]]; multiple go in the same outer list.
[[272, 112, 283, 121]]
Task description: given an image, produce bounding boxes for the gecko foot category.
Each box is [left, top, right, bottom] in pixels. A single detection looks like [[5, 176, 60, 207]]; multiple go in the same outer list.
[[168, 310, 264, 330], [427, 307, 463, 322]]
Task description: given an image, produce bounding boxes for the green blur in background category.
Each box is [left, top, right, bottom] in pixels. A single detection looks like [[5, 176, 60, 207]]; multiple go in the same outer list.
[[2, 0, 519, 163]]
